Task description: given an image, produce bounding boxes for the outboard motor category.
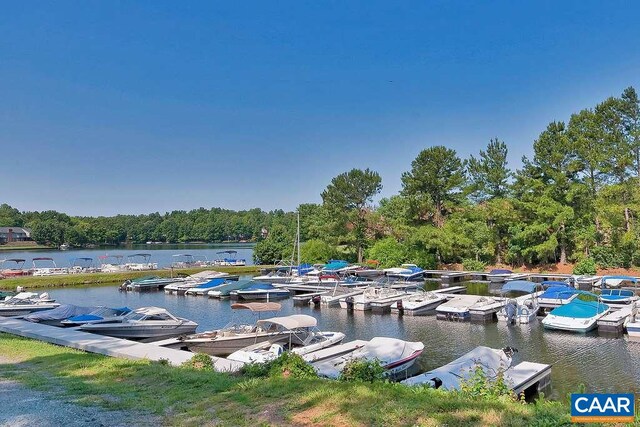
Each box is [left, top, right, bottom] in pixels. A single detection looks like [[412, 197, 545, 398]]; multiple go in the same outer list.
[[311, 295, 322, 307], [345, 296, 355, 311], [396, 299, 404, 315], [504, 300, 517, 325], [502, 346, 518, 358], [432, 377, 443, 389]]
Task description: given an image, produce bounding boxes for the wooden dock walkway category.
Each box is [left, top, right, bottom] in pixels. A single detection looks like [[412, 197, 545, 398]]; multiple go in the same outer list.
[[0, 317, 244, 372]]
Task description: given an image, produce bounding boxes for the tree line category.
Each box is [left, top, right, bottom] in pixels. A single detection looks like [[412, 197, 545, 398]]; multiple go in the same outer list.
[[3, 86, 640, 272]]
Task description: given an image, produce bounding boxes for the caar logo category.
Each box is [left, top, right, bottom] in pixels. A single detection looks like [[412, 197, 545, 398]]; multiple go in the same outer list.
[[571, 393, 635, 423]]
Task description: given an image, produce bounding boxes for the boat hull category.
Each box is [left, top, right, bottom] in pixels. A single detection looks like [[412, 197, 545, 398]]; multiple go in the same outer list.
[[80, 323, 197, 341], [183, 332, 294, 356]]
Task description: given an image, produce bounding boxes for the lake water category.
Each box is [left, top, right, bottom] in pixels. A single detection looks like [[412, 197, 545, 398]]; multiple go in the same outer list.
[[45, 282, 640, 401], [0, 244, 255, 268]]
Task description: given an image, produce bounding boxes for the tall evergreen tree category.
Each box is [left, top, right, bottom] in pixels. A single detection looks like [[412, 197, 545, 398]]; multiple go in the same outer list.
[[467, 138, 511, 201]]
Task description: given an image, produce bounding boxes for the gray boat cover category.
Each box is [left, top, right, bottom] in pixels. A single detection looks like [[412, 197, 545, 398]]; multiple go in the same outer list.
[[24, 304, 96, 323]]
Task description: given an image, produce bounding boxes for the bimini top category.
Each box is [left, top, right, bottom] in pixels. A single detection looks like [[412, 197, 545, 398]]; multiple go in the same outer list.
[[230, 302, 282, 312], [132, 306, 169, 316], [257, 314, 318, 330], [128, 253, 152, 259], [3, 258, 26, 264], [549, 299, 608, 318], [540, 286, 579, 300], [541, 280, 570, 288], [602, 276, 638, 285], [489, 269, 512, 274], [501, 280, 539, 294], [32, 257, 54, 261], [324, 260, 349, 271]]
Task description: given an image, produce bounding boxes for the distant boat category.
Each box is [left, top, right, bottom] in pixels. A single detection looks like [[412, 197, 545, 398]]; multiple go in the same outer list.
[[59, 244, 70, 251], [229, 282, 290, 301], [391, 291, 448, 315], [214, 250, 246, 266], [125, 253, 158, 271], [597, 275, 638, 289], [31, 257, 68, 276], [599, 289, 638, 305], [0, 292, 59, 317], [496, 281, 543, 324], [0, 258, 29, 277], [542, 292, 609, 332], [120, 276, 182, 291]]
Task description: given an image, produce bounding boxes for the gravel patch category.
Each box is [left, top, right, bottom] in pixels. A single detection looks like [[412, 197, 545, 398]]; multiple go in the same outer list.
[[0, 379, 159, 427]]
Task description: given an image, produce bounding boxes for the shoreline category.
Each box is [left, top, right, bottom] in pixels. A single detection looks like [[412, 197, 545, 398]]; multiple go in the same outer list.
[[0, 266, 266, 290]]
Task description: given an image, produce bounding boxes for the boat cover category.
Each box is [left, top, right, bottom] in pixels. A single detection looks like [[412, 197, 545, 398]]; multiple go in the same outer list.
[[601, 275, 638, 287], [489, 269, 512, 274], [539, 286, 578, 300], [549, 300, 608, 318], [230, 302, 282, 312], [401, 346, 513, 389], [257, 314, 317, 329], [195, 278, 225, 288], [241, 283, 276, 291], [501, 281, 539, 294], [324, 260, 349, 271], [24, 304, 95, 323]]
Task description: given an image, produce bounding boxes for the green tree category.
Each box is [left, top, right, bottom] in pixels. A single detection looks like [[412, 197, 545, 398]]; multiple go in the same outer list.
[[467, 138, 511, 201], [300, 239, 336, 264], [321, 168, 382, 262], [366, 237, 407, 268], [401, 146, 465, 227], [253, 224, 294, 264]]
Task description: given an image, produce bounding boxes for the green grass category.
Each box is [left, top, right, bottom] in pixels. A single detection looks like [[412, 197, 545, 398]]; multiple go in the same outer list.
[[0, 243, 52, 251], [0, 266, 267, 290], [0, 333, 576, 426]]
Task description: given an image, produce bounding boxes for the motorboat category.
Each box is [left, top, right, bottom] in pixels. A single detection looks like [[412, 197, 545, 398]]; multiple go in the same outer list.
[[0, 292, 59, 316], [541, 293, 610, 332], [164, 271, 236, 295], [61, 306, 132, 326], [184, 278, 229, 296], [625, 304, 640, 339], [208, 279, 255, 298], [125, 253, 158, 271], [496, 281, 543, 324], [213, 250, 246, 266], [312, 337, 424, 379], [98, 255, 127, 272], [171, 254, 197, 269], [24, 304, 96, 326], [597, 275, 638, 289], [402, 346, 516, 389], [384, 264, 425, 281], [599, 289, 638, 305], [229, 282, 290, 301], [0, 258, 30, 277], [79, 307, 197, 341], [538, 284, 580, 308], [68, 257, 98, 274], [31, 257, 68, 276], [179, 302, 299, 356], [391, 291, 448, 315], [120, 275, 182, 291], [226, 315, 345, 363], [486, 269, 513, 283], [339, 286, 405, 311], [435, 295, 493, 320]]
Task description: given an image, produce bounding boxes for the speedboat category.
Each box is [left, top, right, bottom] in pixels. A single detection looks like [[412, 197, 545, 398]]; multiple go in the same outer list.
[[496, 281, 543, 324], [179, 302, 299, 356], [391, 291, 448, 315], [120, 275, 181, 291], [538, 284, 580, 308], [229, 282, 290, 301], [541, 293, 610, 333], [208, 279, 255, 298], [402, 346, 516, 389], [61, 306, 132, 326], [339, 286, 405, 311], [435, 295, 493, 320], [226, 315, 345, 363], [79, 307, 197, 341], [597, 275, 638, 289], [487, 269, 513, 283], [24, 304, 95, 326], [384, 264, 425, 281], [311, 337, 424, 379], [0, 292, 59, 316], [164, 271, 234, 295], [599, 289, 638, 305], [185, 278, 228, 296]]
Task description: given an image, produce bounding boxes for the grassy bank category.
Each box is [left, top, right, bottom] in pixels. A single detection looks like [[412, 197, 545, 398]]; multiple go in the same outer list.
[[0, 266, 266, 290], [0, 243, 52, 251], [0, 333, 573, 426]]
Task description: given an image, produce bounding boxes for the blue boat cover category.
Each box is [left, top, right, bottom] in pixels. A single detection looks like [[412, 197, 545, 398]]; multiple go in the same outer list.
[[601, 275, 638, 284], [501, 280, 539, 294], [549, 300, 608, 318], [24, 305, 96, 323], [540, 286, 578, 300], [541, 280, 569, 288], [296, 263, 314, 275], [601, 289, 635, 297], [243, 282, 276, 291], [489, 269, 512, 274], [195, 278, 225, 288], [324, 260, 349, 271]]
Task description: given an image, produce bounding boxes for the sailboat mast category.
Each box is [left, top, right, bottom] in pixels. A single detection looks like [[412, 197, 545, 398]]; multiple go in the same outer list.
[[297, 211, 301, 266]]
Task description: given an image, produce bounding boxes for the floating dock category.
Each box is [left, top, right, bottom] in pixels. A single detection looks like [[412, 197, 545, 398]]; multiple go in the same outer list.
[[505, 361, 552, 396], [0, 317, 244, 372], [597, 303, 637, 334], [292, 291, 330, 306]]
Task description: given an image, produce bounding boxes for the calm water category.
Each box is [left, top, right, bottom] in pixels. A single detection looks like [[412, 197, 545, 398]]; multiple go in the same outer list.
[[46, 282, 640, 401], [0, 243, 255, 268]]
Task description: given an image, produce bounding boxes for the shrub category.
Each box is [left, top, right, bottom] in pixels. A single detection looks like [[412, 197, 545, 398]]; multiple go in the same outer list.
[[300, 239, 337, 264], [462, 258, 486, 272], [573, 257, 596, 275], [182, 353, 214, 371], [338, 358, 386, 382], [366, 238, 408, 268], [458, 364, 514, 400], [590, 246, 626, 269], [240, 352, 317, 379]]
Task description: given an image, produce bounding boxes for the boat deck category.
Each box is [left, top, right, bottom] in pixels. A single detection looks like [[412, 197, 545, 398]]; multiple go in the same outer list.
[[292, 291, 330, 306], [597, 303, 637, 333], [0, 316, 244, 372]]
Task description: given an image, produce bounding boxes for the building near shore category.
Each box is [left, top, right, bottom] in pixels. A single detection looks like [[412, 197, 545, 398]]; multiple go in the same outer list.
[[0, 227, 32, 243]]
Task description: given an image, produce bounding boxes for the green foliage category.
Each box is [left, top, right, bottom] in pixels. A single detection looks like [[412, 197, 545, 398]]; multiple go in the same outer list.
[[240, 352, 317, 379], [366, 237, 407, 268], [462, 258, 486, 272], [300, 239, 336, 264], [253, 224, 294, 264], [338, 358, 386, 382], [182, 353, 214, 371], [467, 138, 512, 201], [573, 257, 596, 275], [590, 246, 626, 268], [458, 364, 514, 400]]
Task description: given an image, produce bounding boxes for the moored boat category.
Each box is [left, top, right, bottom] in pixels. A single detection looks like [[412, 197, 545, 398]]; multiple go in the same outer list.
[[541, 293, 610, 333], [0, 292, 59, 316], [599, 289, 638, 305], [496, 281, 543, 324], [61, 306, 132, 326], [391, 291, 448, 315], [229, 282, 290, 301]]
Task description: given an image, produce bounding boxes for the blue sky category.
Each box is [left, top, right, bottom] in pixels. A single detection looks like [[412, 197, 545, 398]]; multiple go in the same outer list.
[[2, 1, 639, 216]]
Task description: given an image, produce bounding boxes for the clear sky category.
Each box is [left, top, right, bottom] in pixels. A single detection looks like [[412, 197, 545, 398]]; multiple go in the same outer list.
[[2, 1, 639, 216]]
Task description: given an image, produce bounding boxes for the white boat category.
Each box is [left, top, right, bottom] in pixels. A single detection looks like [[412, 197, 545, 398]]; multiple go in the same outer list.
[[98, 255, 127, 272], [625, 304, 640, 339], [435, 295, 494, 320], [390, 291, 448, 315], [125, 253, 158, 271], [541, 293, 610, 333], [402, 346, 516, 389], [339, 286, 405, 311], [226, 316, 345, 364], [597, 275, 638, 289], [79, 306, 197, 341], [537, 283, 580, 308], [31, 257, 68, 276], [486, 269, 514, 283], [61, 306, 132, 326], [496, 281, 543, 324], [208, 279, 255, 298], [383, 264, 424, 281], [599, 289, 638, 305], [164, 271, 233, 295], [229, 283, 290, 301], [0, 292, 59, 317], [312, 337, 424, 379]]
